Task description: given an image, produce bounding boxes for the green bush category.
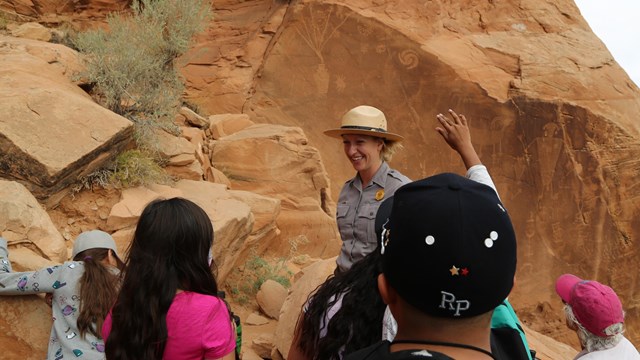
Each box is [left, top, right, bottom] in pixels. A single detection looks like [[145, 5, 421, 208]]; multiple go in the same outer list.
[[109, 149, 173, 188], [71, 0, 211, 189], [229, 254, 294, 306], [74, 0, 212, 134], [71, 150, 172, 193]]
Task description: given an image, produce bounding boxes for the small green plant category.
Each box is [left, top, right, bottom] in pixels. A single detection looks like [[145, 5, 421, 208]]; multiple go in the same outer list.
[[245, 255, 293, 291], [229, 287, 249, 306], [70, 150, 172, 193], [226, 236, 310, 306], [229, 251, 294, 306], [109, 149, 173, 188]]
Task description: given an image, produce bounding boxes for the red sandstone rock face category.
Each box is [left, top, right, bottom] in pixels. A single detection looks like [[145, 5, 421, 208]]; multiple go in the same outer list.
[[181, 0, 640, 347], [2, 0, 639, 352]]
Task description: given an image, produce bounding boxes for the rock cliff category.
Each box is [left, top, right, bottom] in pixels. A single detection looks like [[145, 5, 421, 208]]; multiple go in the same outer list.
[[0, 0, 639, 357]]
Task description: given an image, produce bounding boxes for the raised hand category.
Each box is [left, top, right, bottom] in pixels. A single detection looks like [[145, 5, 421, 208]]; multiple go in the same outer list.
[[436, 109, 481, 169]]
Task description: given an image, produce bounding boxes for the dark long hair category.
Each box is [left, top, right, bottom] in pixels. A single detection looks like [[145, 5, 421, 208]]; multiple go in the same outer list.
[[105, 198, 218, 360], [295, 196, 393, 359], [295, 249, 385, 360], [74, 248, 124, 339]]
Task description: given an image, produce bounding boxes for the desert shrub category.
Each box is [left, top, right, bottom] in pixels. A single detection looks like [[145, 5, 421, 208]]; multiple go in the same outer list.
[[50, 21, 80, 50], [109, 149, 173, 188], [70, 149, 172, 195], [227, 236, 308, 305], [230, 254, 293, 306], [72, 0, 211, 189], [74, 0, 212, 136]]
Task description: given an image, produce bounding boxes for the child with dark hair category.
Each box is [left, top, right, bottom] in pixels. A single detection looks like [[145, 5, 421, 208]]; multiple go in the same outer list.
[[288, 210, 389, 360], [0, 230, 124, 359], [102, 197, 235, 360]]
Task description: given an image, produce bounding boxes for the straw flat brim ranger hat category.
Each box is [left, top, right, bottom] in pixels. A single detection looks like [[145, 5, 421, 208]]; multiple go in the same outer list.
[[324, 105, 404, 142]]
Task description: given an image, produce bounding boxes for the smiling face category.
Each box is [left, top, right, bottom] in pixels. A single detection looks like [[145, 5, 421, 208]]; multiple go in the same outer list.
[[342, 134, 384, 175]]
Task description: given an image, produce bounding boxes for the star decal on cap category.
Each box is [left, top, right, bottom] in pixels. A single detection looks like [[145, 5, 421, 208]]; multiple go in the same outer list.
[[461, 268, 469, 276], [449, 265, 459, 276]]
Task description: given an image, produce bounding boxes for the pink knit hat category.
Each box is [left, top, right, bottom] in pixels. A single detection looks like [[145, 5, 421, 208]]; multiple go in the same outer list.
[[555, 274, 624, 337]]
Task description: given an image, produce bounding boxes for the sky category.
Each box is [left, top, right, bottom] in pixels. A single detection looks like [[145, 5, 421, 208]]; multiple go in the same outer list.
[[574, 0, 640, 86]]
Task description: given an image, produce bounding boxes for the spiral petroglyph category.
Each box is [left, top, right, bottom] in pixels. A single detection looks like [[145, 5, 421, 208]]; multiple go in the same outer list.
[[398, 49, 419, 70]]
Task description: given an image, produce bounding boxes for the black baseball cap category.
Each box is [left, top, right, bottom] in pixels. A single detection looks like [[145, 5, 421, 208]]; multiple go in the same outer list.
[[382, 173, 517, 318]]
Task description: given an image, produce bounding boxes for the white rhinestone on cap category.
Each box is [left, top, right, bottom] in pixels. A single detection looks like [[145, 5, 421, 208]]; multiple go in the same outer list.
[[484, 231, 499, 248], [425, 235, 435, 245]]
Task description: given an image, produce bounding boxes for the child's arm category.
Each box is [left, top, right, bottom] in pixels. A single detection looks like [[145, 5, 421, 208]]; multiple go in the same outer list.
[[436, 109, 498, 195], [0, 237, 63, 295]]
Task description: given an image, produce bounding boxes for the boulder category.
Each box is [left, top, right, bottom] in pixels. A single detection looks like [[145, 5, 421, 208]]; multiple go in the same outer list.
[[227, 190, 280, 259], [205, 166, 232, 187], [154, 129, 196, 160], [241, 348, 263, 360], [179, 107, 209, 128], [181, 126, 205, 147], [0, 35, 134, 201], [245, 313, 270, 326], [0, 180, 66, 263], [256, 279, 288, 320], [211, 124, 340, 259], [208, 113, 255, 139], [8, 248, 57, 272], [105, 180, 256, 283], [173, 180, 254, 283], [106, 185, 180, 232], [251, 333, 275, 359], [274, 257, 336, 358], [0, 296, 52, 359], [110, 227, 135, 260], [165, 161, 203, 181], [166, 153, 195, 167], [10, 22, 52, 42], [0, 36, 84, 81]]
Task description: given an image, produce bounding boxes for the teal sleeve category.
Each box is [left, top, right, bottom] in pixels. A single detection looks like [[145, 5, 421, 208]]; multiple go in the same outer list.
[[0, 238, 63, 294]]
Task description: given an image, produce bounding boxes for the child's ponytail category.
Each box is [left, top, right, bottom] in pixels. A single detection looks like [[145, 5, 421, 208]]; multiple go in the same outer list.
[[74, 248, 124, 339]]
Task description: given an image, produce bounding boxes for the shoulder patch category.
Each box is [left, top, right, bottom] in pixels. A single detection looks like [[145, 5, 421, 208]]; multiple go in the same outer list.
[[387, 170, 408, 182]]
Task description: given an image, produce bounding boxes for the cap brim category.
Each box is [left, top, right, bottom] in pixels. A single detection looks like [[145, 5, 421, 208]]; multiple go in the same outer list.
[[324, 128, 404, 142], [556, 274, 583, 303]]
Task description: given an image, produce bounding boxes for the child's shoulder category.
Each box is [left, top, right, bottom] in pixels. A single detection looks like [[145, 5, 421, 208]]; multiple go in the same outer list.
[[176, 291, 225, 307], [171, 292, 230, 321]]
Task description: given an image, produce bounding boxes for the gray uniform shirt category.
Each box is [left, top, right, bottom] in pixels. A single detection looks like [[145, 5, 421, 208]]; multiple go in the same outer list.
[[0, 238, 107, 360], [335, 162, 411, 272]]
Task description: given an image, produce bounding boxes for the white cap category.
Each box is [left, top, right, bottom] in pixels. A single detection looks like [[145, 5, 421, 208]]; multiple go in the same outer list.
[[72, 230, 118, 258]]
